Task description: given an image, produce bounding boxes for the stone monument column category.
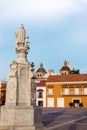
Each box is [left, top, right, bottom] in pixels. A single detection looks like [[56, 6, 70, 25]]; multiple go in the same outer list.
[[0, 25, 44, 130]]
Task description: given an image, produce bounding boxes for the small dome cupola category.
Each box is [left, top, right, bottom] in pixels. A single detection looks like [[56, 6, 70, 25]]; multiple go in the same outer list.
[[60, 60, 71, 75], [36, 63, 47, 80]]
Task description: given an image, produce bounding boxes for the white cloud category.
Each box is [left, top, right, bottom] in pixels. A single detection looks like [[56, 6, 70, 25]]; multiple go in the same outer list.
[[0, 0, 86, 23], [77, 0, 87, 5]]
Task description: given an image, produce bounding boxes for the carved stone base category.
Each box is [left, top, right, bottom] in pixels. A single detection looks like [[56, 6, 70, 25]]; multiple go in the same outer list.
[[0, 126, 45, 130], [0, 106, 44, 130]]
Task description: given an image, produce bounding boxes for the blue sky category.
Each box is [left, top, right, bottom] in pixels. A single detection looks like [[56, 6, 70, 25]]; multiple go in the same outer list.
[[0, 0, 87, 80]]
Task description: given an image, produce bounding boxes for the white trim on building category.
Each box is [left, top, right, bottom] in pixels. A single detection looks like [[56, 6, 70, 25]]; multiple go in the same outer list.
[[36, 86, 46, 107], [47, 98, 54, 107], [57, 98, 64, 107]]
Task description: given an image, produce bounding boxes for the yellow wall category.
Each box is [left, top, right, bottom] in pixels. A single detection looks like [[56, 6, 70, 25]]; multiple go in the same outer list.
[[46, 83, 87, 108]]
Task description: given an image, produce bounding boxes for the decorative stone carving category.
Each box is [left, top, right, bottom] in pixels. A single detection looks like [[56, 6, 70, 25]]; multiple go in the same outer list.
[[31, 76, 36, 107], [31, 92, 36, 101], [0, 25, 44, 130]]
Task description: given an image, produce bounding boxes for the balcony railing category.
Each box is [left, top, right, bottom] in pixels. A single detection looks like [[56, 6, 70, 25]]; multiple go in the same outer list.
[[47, 93, 53, 96], [61, 92, 87, 96]]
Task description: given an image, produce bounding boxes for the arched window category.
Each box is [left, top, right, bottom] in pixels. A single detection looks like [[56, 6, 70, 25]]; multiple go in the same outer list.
[[37, 89, 43, 98]]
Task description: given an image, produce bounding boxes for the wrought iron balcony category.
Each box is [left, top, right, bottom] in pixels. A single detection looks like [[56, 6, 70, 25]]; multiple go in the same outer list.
[[61, 92, 87, 96], [47, 92, 53, 96]]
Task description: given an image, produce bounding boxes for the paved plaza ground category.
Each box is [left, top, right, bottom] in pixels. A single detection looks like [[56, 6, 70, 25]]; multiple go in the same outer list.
[[0, 107, 87, 130], [42, 108, 87, 130]]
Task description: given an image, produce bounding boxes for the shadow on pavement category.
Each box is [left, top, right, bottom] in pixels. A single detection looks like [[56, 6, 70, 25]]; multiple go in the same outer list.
[[42, 108, 65, 127]]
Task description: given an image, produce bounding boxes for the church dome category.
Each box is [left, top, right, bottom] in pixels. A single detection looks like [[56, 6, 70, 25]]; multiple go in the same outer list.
[[60, 60, 71, 71], [60, 66, 70, 71], [60, 60, 71, 75], [36, 63, 47, 80], [36, 63, 47, 73]]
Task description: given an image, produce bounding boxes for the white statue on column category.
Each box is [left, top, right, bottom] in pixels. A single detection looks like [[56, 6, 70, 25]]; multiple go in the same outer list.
[[15, 24, 29, 48], [0, 25, 44, 130]]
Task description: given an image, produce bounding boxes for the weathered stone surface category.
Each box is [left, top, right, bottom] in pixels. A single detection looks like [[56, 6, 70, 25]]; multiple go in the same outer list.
[[0, 25, 44, 130], [1, 106, 43, 128]]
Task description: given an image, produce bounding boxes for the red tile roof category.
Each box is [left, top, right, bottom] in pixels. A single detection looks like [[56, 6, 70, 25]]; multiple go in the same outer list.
[[37, 89, 43, 91], [1, 83, 6, 88], [36, 80, 46, 86], [47, 74, 87, 82]]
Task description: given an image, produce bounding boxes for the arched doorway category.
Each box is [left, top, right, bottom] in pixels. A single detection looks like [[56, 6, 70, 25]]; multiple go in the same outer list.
[[73, 99, 80, 108]]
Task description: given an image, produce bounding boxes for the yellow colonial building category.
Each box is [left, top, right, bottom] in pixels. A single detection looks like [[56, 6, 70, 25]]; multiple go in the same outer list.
[[46, 74, 87, 108]]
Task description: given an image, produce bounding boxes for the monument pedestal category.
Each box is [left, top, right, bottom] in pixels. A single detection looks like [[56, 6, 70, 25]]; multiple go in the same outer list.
[[0, 106, 44, 130], [0, 25, 44, 130]]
